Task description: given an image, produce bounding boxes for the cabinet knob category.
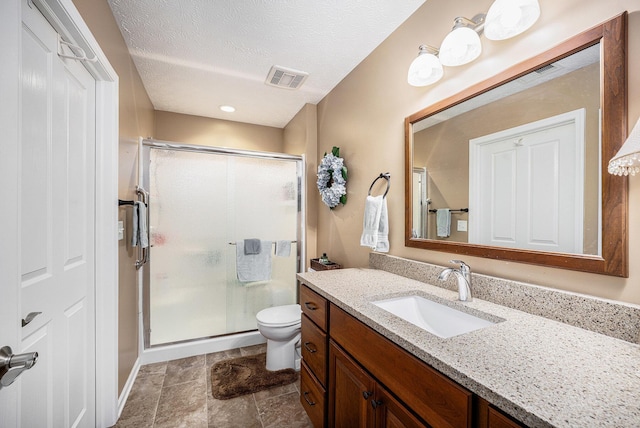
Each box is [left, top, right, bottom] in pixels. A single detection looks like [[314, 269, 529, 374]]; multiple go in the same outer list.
[[362, 391, 373, 399], [371, 399, 383, 409]]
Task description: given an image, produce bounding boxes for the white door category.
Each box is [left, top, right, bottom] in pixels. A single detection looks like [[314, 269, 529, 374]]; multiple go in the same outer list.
[[0, 1, 97, 426], [469, 109, 585, 253]]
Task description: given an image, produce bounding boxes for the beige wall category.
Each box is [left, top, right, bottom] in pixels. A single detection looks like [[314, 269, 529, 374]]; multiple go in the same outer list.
[[284, 104, 319, 268], [72, 0, 155, 395], [317, 0, 640, 304], [154, 110, 284, 152]]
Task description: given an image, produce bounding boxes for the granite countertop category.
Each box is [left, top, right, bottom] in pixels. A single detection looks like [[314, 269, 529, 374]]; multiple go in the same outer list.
[[297, 268, 640, 428]]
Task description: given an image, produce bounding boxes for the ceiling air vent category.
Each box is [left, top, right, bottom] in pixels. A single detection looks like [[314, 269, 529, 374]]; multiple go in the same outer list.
[[265, 65, 309, 90]]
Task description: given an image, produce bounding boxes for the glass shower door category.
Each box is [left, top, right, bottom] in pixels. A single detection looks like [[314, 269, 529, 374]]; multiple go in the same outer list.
[[146, 147, 300, 346]]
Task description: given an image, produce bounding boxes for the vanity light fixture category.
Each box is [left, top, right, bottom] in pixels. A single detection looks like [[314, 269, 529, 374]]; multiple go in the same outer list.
[[608, 117, 640, 176], [484, 0, 541, 41], [407, 0, 540, 87], [407, 45, 444, 86], [219, 105, 236, 113], [439, 15, 485, 67]]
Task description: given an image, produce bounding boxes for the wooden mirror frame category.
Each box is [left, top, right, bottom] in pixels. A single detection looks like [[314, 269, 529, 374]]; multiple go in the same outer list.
[[404, 13, 628, 277]]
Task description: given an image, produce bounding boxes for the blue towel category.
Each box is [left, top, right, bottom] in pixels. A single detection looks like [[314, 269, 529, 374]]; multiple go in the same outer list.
[[244, 238, 261, 255], [275, 240, 291, 257], [436, 209, 451, 238], [236, 240, 272, 282]]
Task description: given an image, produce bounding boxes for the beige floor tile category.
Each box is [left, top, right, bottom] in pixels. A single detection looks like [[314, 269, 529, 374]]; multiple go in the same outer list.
[[155, 377, 207, 428], [207, 394, 262, 428], [256, 391, 313, 428]]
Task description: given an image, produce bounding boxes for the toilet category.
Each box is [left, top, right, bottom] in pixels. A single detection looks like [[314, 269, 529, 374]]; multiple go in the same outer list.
[[256, 304, 301, 371]]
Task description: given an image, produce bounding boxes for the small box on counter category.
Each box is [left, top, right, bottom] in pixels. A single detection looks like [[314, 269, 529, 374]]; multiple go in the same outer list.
[[310, 258, 342, 271]]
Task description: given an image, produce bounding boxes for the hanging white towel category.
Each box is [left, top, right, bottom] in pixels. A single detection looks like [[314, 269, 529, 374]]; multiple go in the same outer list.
[[275, 240, 291, 257], [131, 201, 149, 248], [375, 198, 389, 253], [436, 208, 451, 238], [360, 195, 389, 252], [236, 240, 272, 282]]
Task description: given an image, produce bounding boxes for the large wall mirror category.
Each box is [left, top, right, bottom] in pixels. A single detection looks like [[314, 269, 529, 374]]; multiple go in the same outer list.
[[405, 13, 628, 277]]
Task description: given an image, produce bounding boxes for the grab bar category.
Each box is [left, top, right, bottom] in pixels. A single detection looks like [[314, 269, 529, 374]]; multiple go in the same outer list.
[[135, 186, 150, 269]]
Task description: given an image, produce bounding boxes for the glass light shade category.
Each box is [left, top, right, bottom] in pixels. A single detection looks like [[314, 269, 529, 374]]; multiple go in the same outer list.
[[439, 26, 482, 67], [484, 0, 541, 40], [407, 50, 443, 86], [608, 118, 640, 176]]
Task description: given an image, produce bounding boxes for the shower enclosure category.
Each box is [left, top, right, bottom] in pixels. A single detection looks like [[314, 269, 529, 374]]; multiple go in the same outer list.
[[140, 139, 303, 348]]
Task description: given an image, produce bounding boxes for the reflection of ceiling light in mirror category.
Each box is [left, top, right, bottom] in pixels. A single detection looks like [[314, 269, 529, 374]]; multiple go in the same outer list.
[[220, 105, 236, 113], [608, 117, 640, 176], [484, 0, 540, 41], [408, 45, 443, 87]]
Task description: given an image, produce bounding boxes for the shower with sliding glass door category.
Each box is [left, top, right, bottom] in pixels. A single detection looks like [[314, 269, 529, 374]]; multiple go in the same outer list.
[[139, 139, 304, 349]]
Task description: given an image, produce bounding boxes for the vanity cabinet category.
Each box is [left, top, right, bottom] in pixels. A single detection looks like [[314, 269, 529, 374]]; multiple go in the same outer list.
[[330, 340, 426, 428], [299, 284, 525, 428], [300, 285, 329, 428], [330, 304, 471, 428]]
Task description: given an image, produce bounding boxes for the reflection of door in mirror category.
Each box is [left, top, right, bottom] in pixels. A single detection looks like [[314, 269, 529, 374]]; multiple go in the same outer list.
[[468, 108, 597, 254], [411, 167, 428, 238], [411, 44, 600, 254]]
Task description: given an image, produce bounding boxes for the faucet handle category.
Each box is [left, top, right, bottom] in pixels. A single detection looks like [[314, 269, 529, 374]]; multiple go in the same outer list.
[[449, 260, 470, 271]]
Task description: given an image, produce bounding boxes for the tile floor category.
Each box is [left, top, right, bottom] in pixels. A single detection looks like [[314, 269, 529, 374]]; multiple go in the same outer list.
[[114, 344, 313, 428]]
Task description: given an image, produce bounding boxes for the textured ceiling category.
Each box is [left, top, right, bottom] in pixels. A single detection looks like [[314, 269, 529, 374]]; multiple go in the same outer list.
[[107, 0, 426, 128]]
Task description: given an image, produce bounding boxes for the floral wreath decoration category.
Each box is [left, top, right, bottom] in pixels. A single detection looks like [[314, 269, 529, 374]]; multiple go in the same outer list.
[[317, 146, 348, 209]]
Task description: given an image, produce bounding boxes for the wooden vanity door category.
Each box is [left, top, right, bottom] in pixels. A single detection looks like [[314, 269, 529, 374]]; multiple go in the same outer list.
[[329, 341, 375, 428], [374, 385, 426, 428]]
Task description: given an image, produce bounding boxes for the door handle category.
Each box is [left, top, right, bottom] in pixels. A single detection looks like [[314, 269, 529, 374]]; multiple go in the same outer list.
[[22, 311, 42, 327], [0, 346, 38, 389]]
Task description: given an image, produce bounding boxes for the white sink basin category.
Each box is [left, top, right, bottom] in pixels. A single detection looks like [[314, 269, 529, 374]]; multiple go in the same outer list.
[[372, 295, 497, 338]]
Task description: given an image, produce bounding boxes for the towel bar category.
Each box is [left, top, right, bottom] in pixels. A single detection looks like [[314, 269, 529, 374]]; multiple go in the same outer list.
[[228, 241, 297, 245], [428, 208, 469, 213]]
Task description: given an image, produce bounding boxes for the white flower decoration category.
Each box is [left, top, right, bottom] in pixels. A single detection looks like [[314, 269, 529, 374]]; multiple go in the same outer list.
[[317, 147, 348, 209]]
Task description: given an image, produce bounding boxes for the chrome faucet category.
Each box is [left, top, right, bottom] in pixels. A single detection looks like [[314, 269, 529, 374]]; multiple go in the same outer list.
[[438, 260, 472, 302]]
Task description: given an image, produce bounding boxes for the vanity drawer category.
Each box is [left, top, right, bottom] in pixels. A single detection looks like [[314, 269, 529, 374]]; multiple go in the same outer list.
[[300, 285, 327, 330], [301, 314, 327, 387], [330, 304, 472, 428], [301, 361, 326, 428]]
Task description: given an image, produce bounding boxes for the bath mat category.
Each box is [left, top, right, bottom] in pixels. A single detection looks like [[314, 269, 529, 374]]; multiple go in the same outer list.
[[210, 353, 298, 400]]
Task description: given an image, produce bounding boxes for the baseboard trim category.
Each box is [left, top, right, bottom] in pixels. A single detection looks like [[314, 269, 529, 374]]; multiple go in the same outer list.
[[117, 357, 141, 419]]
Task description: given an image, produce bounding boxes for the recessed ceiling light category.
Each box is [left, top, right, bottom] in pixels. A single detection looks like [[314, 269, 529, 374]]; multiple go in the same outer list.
[[220, 105, 236, 113]]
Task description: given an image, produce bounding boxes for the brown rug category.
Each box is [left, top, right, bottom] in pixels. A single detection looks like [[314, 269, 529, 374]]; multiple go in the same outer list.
[[210, 353, 298, 400]]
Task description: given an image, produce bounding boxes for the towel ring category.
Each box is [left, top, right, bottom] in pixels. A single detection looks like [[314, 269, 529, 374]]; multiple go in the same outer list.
[[368, 173, 391, 198]]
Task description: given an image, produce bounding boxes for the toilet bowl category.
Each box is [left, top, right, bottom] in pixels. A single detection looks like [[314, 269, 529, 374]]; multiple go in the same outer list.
[[256, 304, 301, 371]]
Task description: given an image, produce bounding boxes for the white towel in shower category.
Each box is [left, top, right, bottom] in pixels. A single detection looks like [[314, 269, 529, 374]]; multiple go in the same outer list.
[[275, 240, 291, 257], [131, 201, 149, 248], [436, 208, 451, 238], [236, 240, 272, 282], [360, 195, 389, 252]]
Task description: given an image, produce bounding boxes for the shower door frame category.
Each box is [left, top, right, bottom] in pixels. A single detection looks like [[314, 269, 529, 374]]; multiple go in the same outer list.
[[140, 138, 305, 349]]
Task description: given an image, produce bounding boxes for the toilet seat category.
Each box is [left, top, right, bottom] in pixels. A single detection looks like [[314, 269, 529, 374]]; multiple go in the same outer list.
[[256, 304, 301, 327]]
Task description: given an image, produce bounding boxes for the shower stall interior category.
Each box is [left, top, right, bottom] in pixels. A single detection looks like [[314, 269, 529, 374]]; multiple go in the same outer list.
[[140, 139, 304, 349]]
